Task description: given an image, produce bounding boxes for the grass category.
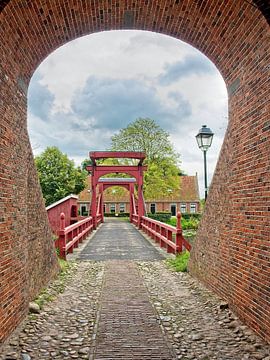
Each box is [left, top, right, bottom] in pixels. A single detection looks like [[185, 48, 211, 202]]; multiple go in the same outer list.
[[166, 251, 190, 272], [58, 257, 70, 273], [34, 289, 55, 309], [34, 257, 76, 309]]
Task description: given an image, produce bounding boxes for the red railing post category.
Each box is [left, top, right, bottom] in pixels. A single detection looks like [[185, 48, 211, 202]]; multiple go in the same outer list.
[[176, 211, 183, 253], [58, 213, 66, 260]]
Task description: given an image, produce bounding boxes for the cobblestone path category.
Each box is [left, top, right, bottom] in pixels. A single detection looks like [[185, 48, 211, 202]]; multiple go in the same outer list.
[[138, 261, 270, 360], [1, 220, 270, 359], [0, 262, 105, 360]]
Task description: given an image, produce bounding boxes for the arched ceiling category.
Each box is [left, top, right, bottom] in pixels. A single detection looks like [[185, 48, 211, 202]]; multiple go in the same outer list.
[[0, 0, 269, 24]]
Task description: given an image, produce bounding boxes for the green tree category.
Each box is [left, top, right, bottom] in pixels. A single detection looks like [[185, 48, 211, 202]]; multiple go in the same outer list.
[[81, 158, 92, 171], [110, 118, 181, 199], [111, 118, 179, 163], [35, 146, 87, 206]]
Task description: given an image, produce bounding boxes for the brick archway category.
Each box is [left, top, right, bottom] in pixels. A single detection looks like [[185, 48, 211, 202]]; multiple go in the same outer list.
[[0, 1, 269, 342]]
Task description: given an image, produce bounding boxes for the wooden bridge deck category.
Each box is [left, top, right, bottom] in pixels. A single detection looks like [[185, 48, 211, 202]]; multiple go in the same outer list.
[[78, 218, 165, 261]]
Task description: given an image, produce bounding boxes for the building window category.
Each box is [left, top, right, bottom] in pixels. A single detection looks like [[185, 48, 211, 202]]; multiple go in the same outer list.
[[180, 203, 186, 213], [150, 203, 156, 214], [110, 204, 116, 213], [119, 203, 125, 213], [190, 203, 197, 213], [80, 205, 87, 216], [103, 204, 106, 214]]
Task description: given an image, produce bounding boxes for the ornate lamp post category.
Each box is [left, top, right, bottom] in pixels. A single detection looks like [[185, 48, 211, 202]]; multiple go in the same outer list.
[[196, 125, 214, 200]]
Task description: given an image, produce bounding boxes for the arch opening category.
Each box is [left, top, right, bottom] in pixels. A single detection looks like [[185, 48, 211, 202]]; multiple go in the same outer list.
[[0, 0, 269, 343]]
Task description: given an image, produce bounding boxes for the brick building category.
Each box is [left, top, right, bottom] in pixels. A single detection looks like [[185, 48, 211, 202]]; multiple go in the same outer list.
[[78, 175, 200, 216]]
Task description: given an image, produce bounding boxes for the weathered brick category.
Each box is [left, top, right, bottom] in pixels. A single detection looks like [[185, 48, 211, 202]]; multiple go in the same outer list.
[[0, 0, 269, 344]]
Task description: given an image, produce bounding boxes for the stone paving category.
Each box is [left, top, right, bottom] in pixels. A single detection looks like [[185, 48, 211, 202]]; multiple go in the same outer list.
[[1, 219, 270, 359], [78, 219, 165, 261], [138, 261, 270, 360], [0, 262, 104, 360]]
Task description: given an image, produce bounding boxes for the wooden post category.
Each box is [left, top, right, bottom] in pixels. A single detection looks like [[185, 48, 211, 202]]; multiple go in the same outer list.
[[91, 164, 97, 229], [129, 183, 134, 223], [137, 164, 144, 228], [58, 213, 66, 260], [176, 211, 183, 253], [99, 184, 104, 223]]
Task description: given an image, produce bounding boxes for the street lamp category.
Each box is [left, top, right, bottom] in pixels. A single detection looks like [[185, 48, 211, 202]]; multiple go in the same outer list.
[[196, 125, 214, 200]]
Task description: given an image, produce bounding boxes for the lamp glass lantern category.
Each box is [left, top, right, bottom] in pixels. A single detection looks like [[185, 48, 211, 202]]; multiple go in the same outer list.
[[196, 125, 214, 152], [195, 125, 214, 200]]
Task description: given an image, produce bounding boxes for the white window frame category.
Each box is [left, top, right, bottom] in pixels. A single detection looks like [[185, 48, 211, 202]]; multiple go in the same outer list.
[[180, 203, 187, 213], [119, 203, 126, 213], [80, 204, 87, 215]]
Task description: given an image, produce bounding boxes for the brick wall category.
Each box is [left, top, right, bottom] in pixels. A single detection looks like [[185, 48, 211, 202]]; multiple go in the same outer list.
[[0, 0, 269, 343]]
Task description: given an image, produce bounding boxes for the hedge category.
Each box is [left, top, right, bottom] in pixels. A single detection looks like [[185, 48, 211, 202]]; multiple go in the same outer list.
[[147, 212, 172, 223]]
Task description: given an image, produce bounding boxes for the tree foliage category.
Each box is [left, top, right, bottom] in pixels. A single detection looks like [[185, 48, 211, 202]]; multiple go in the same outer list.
[[81, 158, 92, 171], [111, 118, 179, 163], [35, 146, 87, 206], [110, 118, 181, 199]]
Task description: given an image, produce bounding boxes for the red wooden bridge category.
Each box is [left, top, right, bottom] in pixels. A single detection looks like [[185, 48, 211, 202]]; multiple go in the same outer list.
[[55, 151, 191, 260]]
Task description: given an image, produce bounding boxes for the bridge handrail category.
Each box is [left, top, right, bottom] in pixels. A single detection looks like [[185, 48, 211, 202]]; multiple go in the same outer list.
[[141, 216, 176, 232], [96, 213, 102, 226], [57, 213, 94, 259], [131, 213, 139, 225], [59, 216, 92, 234], [140, 212, 191, 254]]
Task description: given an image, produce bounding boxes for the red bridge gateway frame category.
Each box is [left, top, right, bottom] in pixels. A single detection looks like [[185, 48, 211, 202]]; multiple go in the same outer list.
[[86, 151, 147, 228], [55, 151, 189, 261]]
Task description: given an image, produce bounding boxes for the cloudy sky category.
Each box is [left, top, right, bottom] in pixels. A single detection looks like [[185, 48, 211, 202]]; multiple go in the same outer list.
[[27, 30, 228, 197]]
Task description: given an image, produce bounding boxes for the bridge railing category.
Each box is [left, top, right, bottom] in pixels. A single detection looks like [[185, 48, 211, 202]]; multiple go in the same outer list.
[[96, 213, 102, 226], [131, 213, 139, 226], [140, 212, 191, 254], [57, 213, 94, 260], [131, 194, 139, 226]]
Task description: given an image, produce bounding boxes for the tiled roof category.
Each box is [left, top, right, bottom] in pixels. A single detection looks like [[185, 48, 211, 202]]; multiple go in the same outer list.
[[103, 189, 130, 202], [78, 175, 200, 203], [78, 177, 91, 202], [179, 176, 200, 201]]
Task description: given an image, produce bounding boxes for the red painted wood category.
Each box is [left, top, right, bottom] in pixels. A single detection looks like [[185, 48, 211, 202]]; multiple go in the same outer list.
[[58, 215, 94, 260], [89, 152, 146, 228], [47, 196, 78, 235], [140, 213, 191, 254], [90, 151, 146, 165]]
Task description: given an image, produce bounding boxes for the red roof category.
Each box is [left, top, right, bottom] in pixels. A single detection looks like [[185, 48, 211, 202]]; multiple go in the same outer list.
[[78, 175, 200, 203]]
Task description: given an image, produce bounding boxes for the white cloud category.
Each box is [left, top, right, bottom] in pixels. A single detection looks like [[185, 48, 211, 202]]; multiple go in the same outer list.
[[28, 30, 228, 197]]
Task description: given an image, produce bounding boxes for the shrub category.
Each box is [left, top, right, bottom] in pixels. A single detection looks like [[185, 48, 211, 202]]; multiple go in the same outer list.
[[181, 213, 201, 220], [166, 216, 200, 230], [147, 212, 171, 223]]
